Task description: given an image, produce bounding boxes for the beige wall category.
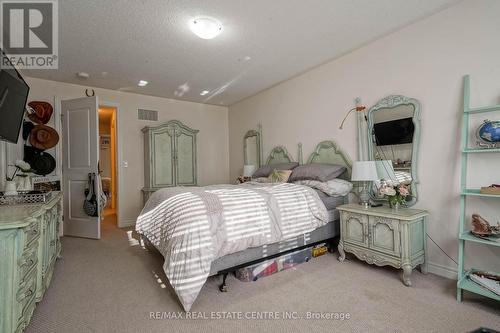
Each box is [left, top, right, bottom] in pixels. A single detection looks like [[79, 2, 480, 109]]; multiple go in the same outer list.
[[3, 77, 229, 226], [228, 0, 500, 277]]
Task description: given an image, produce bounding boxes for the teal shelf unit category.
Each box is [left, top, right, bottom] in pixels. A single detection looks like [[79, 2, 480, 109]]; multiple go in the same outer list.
[[457, 75, 500, 303]]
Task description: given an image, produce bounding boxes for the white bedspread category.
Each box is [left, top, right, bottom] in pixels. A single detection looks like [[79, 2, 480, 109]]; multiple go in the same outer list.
[[135, 182, 327, 311]]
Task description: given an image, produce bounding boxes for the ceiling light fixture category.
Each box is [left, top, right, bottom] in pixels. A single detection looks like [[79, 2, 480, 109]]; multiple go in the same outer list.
[[200, 90, 210, 96], [189, 16, 223, 39], [138, 80, 148, 87]]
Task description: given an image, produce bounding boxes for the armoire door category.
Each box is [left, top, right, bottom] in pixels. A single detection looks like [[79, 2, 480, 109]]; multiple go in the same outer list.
[[151, 129, 175, 187], [174, 129, 197, 186]]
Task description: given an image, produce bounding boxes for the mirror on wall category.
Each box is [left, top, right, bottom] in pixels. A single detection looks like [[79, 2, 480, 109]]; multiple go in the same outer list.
[[243, 127, 262, 168], [367, 95, 421, 207]]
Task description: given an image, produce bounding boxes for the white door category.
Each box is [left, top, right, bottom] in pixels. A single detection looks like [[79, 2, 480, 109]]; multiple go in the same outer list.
[[61, 96, 100, 239]]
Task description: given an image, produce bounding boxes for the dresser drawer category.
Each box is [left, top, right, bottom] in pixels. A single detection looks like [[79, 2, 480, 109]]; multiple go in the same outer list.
[[16, 268, 37, 325], [24, 220, 40, 247], [18, 246, 38, 285]]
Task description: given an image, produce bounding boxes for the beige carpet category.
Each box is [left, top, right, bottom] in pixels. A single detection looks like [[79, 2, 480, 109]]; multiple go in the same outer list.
[[26, 219, 499, 333]]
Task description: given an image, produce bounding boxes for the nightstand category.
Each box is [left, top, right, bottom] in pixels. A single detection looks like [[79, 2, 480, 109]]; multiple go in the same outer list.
[[337, 204, 429, 286]]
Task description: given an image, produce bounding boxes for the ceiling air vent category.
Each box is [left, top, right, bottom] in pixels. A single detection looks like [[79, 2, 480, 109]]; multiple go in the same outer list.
[[138, 109, 158, 121]]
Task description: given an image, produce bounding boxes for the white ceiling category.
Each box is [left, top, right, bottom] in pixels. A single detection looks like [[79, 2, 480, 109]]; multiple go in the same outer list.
[[23, 0, 460, 106]]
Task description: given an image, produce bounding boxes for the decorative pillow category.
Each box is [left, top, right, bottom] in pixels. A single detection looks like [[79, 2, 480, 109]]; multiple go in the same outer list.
[[294, 179, 353, 197], [268, 170, 293, 183], [252, 162, 299, 178], [289, 163, 346, 182]]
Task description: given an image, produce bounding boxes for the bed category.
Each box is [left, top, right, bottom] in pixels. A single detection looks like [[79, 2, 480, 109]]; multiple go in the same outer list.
[[136, 140, 352, 311]]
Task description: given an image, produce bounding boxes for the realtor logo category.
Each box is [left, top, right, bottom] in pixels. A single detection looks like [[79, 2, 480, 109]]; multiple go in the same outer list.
[[0, 0, 58, 69]]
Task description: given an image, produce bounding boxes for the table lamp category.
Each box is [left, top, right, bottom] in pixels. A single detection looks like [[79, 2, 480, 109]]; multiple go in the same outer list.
[[351, 161, 379, 208]]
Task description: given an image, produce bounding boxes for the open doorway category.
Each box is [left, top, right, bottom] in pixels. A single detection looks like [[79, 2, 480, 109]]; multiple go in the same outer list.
[[98, 106, 117, 226]]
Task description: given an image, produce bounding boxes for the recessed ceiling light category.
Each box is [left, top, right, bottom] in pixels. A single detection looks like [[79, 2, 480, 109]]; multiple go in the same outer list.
[[189, 16, 223, 40], [200, 90, 210, 96], [138, 80, 148, 87]]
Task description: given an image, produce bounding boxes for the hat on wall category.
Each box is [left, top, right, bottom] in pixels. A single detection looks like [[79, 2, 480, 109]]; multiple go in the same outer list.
[[27, 101, 53, 124], [24, 146, 56, 176], [29, 124, 59, 150]]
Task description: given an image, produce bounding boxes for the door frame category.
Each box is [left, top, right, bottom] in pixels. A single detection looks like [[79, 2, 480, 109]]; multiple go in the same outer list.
[[99, 101, 124, 227]]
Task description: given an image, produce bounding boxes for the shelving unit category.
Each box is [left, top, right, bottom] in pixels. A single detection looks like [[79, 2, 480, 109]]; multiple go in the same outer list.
[[457, 75, 500, 303]]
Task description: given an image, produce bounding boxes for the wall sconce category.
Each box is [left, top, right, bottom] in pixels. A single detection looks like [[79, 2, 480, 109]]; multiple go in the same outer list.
[[339, 97, 366, 129]]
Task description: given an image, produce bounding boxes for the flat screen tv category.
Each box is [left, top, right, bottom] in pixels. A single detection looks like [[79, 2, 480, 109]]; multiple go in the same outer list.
[[0, 49, 30, 144], [373, 117, 414, 146]]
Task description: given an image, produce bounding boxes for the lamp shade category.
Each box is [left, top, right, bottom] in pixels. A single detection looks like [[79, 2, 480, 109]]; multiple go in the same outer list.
[[351, 161, 378, 181], [375, 160, 397, 181], [243, 165, 256, 177]]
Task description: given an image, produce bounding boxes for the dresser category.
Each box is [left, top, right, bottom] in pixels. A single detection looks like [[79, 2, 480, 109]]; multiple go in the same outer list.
[[337, 204, 429, 286], [142, 120, 198, 203], [0, 193, 62, 333]]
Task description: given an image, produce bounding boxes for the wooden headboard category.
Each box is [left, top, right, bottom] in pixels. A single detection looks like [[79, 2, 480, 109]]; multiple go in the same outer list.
[[304, 140, 353, 181]]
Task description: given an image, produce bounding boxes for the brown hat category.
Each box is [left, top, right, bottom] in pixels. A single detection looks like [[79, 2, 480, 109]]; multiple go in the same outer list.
[[30, 125, 59, 150], [27, 101, 53, 124]]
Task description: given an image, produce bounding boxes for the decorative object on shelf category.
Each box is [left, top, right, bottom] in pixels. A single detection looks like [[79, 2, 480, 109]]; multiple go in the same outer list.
[[27, 101, 53, 124], [476, 119, 500, 148], [24, 146, 56, 175], [17, 172, 33, 192], [480, 184, 500, 195], [468, 271, 500, 297], [351, 161, 378, 208], [379, 183, 410, 209], [471, 214, 500, 237], [4, 160, 33, 195], [3, 181, 18, 196], [29, 124, 60, 150]]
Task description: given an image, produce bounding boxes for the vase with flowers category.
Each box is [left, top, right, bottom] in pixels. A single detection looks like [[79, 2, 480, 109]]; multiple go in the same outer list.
[[379, 184, 410, 209], [4, 160, 33, 196]]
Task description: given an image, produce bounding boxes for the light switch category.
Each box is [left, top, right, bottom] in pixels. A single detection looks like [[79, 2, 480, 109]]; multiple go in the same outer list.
[[122, 161, 128, 168]]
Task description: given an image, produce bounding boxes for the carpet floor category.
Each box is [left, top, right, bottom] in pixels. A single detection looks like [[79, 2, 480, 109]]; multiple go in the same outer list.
[[26, 219, 499, 333]]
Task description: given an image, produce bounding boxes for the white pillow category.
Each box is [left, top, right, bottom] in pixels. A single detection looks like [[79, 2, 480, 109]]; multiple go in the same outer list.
[[294, 179, 353, 197]]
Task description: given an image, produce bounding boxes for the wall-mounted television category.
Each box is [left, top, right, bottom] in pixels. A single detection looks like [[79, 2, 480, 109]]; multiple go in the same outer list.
[[0, 49, 30, 144], [373, 117, 414, 146]]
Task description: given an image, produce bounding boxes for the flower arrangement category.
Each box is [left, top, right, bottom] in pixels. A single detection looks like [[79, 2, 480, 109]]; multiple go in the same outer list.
[[379, 183, 410, 208], [6, 160, 33, 181]]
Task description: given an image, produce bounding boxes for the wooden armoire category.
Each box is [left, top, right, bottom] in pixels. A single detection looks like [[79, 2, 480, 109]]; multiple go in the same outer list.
[[142, 120, 198, 203]]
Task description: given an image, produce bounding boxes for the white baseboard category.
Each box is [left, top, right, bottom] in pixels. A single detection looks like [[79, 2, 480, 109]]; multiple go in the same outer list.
[[119, 219, 136, 228], [427, 261, 458, 280]]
